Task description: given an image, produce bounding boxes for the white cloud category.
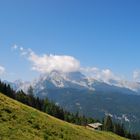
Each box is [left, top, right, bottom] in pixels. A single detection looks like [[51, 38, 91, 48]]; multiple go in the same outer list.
[[80, 67, 100, 79], [19, 47, 24, 51], [12, 44, 31, 56], [28, 51, 80, 73], [0, 66, 5, 75], [14, 45, 80, 73], [12, 44, 18, 50], [133, 70, 140, 81], [102, 69, 118, 82], [81, 67, 120, 83]]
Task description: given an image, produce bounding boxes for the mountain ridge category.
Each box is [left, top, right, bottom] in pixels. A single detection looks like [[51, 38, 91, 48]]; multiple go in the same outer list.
[[6, 71, 140, 95]]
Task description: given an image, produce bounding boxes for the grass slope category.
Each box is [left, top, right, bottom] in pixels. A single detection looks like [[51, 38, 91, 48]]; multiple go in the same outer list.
[[0, 93, 128, 140]]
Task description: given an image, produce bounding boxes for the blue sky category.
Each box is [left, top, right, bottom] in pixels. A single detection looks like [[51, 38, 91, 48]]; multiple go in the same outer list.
[[0, 0, 140, 81]]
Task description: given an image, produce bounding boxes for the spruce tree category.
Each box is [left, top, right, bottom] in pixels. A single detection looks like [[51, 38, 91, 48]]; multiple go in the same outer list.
[[103, 116, 113, 131]]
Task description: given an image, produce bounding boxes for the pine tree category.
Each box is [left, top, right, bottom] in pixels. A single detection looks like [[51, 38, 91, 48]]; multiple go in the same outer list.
[[27, 86, 35, 107], [103, 116, 113, 131]]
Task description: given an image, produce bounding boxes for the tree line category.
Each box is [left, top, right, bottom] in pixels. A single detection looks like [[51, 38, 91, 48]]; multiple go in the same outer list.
[[102, 115, 140, 139], [0, 80, 140, 139], [0, 81, 95, 125]]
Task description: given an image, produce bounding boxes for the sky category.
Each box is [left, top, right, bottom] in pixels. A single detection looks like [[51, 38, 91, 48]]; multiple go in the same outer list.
[[0, 0, 140, 82]]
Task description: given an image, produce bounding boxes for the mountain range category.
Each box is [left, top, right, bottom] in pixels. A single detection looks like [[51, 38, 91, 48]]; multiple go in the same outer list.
[[7, 70, 140, 94]]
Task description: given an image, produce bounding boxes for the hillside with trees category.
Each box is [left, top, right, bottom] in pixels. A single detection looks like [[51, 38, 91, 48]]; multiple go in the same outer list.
[[0, 81, 139, 139], [0, 92, 128, 140]]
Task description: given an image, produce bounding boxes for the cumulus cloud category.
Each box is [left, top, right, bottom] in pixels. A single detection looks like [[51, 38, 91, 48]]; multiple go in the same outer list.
[[133, 70, 140, 81], [13, 45, 80, 73], [0, 66, 5, 75], [28, 51, 80, 73]]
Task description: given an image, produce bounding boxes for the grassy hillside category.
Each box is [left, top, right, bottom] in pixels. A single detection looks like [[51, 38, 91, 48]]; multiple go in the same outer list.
[[0, 93, 128, 140]]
